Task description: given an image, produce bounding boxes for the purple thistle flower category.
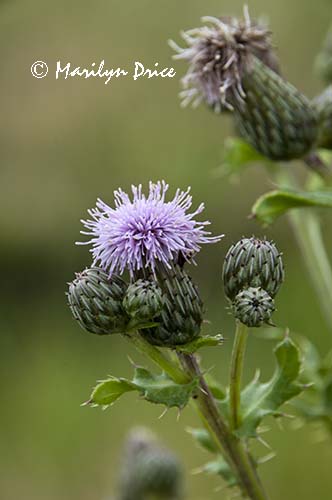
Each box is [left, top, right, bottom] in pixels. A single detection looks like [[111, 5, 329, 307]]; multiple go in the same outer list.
[[78, 181, 223, 276]]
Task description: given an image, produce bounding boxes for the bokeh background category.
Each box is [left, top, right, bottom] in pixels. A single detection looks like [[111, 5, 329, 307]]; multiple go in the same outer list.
[[2, 0, 332, 499]]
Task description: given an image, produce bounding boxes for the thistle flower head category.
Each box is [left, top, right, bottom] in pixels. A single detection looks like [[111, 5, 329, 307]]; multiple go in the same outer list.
[[79, 181, 222, 277], [233, 286, 275, 327], [170, 6, 278, 111]]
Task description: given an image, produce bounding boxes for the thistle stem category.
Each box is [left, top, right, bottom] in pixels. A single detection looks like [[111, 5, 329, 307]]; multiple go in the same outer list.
[[178, 352, 269, 500], [123, 332, 188, 385], [276, 169, 332, 333], [289, 209, 332, 332], [124, 333, 269, 499], [230, 321, 249, 430]]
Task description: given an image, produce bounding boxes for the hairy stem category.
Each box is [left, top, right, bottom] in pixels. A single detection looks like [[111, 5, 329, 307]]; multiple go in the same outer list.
[[230, 321, 249, 430], [178, 352, 269, 500]]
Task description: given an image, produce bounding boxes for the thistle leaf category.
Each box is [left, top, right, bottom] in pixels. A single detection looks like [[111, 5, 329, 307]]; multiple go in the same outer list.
[[252, 188, 332, 225], [187, 427, 219, 453], [236, 336, 303, 438], [88, 367, 198, 410], [175, 334, 224, 354], [132, 367, 198, 408], [219, 137, 269, 179], [291, 335, 332, 422], [90, 378, 136, 406], [201, 456, 238, 486]]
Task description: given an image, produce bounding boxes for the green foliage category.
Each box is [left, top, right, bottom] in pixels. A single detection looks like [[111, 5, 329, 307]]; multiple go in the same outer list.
[[236, 336, 303, 438], [252, 188, 332, 225], [90, 378, 136, 406], [187, 428, 219, 454], [219, 138, 269, 179], [291, 335, 332, 426], [88, 366, 198, 410], [175, 334, 224, 354], [200, 457, 237, 487]]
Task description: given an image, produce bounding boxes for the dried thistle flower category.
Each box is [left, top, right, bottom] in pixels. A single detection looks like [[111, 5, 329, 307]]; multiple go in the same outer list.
[[171, 7, 318, 160], [170, 6, 279, 111]]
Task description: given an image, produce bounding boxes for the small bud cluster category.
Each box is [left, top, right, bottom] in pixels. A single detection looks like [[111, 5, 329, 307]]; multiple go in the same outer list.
[[222, 237, 284, 327], [67, 264, 203, 347]]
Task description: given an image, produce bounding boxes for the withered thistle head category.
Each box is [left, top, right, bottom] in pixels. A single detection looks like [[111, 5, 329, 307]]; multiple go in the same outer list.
[[170, 6, 279, 111]]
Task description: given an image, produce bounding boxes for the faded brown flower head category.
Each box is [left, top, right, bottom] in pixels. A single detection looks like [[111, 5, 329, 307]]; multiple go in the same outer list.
[[170, 6, 279, 111]]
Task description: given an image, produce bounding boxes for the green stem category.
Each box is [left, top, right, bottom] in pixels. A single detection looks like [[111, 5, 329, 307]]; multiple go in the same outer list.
[[124, 333, 269, 499], [178, 352, 269, 500], [275, 169, 332, 333], [289, 209, 332, 332], [230, 321, 249, 430], [123, 332, 188, 385]]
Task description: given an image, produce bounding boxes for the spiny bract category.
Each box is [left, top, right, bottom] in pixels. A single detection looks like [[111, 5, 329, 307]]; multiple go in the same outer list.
[[67, 267, 129, 335], [233, 286, 275, 327], [223, 237, 284, 302]]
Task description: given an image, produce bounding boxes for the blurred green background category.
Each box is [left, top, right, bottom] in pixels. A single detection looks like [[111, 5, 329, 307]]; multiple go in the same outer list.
[[2, 0, 332, 498]]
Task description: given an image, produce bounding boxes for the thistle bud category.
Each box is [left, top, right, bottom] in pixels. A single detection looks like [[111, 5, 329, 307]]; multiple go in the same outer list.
[[313, 86, 332, 149], [233, 56, 318, 161], [233, 287, 275, 327], [315, 26, 332, 84], [123, 279, 164, 323], [171, 9, 318, 160], [67, 267, 128, 335], [119, 428, 183, 500], [140, 266, 203, 347], [222, 237, 284, 301]]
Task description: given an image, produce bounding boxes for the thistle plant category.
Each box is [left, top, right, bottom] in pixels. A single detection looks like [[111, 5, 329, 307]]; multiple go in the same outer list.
[[171, 4, 332, 448], [67, 181, 305, 500]]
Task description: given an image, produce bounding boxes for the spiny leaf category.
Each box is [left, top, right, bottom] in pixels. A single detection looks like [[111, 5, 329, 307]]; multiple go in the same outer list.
[[291, 334, 332, 423], [88, 367, 198, 410], [252, 188, 332, 225], [90, 378, 136, 406], [133, 367, 198, 408], [205, 374, 226, 400], [187, 427, 219, 454], [201, 456, 238, 486], [236, 336, 303, 438], [175, 334, 224, 354]]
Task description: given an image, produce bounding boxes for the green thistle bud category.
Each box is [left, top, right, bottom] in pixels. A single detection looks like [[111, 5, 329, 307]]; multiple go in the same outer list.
[[171, 10, 318, 160], [313, 86, 332, 149], [233, 56, 318, 161], [67, 267, 128, 335], [233, 287, 275, 327], [140, 266, 203, 347], [123, 279, 164, 323], [223, 237, 284, 301], [315, 26, 332, 84], [119, 428, 183, 500]]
